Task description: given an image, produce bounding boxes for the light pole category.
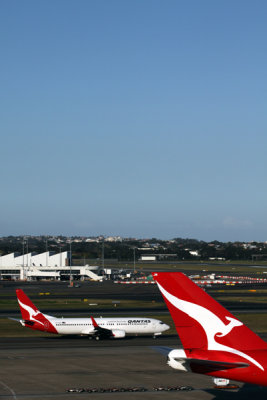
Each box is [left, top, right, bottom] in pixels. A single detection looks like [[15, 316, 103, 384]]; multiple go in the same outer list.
[[25, 237, 29, 279], [69, 239, 72, 286], [59, 245, 62, 267], [22, 237, 25, 280], [133, 247, 136, 272], [46, 237, 48, 267], [102, 237, 105, 270]]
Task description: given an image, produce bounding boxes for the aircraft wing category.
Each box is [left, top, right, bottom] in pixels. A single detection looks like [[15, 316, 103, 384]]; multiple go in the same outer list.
[[90, 317, 113, 339]]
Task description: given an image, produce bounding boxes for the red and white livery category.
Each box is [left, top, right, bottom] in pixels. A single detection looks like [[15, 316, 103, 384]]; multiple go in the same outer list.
[[15, 289, 169, 340], [152, 272, 267, 386]]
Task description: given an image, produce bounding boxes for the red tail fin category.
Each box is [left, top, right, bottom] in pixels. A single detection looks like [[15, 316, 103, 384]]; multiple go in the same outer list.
[[16, 289, 57, 333], [16, 289, 40, 320], [152, 272, 267, 352]]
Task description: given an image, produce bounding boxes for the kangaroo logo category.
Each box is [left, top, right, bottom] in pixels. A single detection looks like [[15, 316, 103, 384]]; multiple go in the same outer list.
[[157, 282, 264, 371], [215, 316, 242, 338], [17, 299, 45, 327]]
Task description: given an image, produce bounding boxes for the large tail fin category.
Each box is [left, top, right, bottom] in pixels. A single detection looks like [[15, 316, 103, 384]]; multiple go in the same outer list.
[[152, 272, 267, 352], [16, 289, 41, 321], [16, 289, 57, 333]]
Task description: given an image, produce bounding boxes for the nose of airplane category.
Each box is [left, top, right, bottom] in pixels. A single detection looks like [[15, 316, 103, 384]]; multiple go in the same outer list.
[[163, 323, 170, 332]]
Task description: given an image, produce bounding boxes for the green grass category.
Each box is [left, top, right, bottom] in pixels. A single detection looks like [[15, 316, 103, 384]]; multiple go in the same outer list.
[[216, 296, 267, 303], [211, 289, 267, 294], [119, 261, 267, 274], [235, 313, 267, 333], [0, 298, 165, 311]]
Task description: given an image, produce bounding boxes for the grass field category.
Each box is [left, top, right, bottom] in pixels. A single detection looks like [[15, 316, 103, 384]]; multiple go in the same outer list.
[[116, 261, 267, 274], [216, 296, 267, 303], [0, 298, 165, 311]]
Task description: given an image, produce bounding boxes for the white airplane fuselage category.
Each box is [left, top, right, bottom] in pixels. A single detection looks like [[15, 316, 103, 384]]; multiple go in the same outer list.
[[16, 289, 169, 339], [48, 316, 167, 336]]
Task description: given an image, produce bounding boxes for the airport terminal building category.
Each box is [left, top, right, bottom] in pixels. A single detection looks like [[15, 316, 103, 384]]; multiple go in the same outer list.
[[0, 251, 100, 281]]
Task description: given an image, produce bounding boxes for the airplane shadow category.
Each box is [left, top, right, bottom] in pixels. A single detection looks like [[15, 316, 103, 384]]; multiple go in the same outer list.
[[205, 384, 267, 399], [43, 334, 137, 341]]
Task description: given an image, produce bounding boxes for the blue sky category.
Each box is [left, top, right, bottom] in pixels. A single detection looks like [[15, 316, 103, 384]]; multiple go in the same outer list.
[[1, 0, 267, 241]]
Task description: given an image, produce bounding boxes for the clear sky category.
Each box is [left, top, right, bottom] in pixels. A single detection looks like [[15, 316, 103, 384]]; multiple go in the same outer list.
[[1, 0, 267, 242]]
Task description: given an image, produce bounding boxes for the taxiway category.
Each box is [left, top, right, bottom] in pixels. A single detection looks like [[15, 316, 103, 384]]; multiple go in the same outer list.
[[2, 337, 267, 400]]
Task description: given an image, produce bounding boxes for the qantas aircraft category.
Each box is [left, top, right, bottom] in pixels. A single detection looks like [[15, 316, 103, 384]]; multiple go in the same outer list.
[[14, 289, 169, 339], [152, 271, 267, 386]]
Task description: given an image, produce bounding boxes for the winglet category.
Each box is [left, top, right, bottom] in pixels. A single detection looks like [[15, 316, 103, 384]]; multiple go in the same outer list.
[[91, 316, 98, 328]]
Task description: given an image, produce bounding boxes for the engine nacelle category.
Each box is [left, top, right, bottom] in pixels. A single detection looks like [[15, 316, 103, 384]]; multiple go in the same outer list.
[[167, 349, 190, 372], [111, 329, 126, 338]]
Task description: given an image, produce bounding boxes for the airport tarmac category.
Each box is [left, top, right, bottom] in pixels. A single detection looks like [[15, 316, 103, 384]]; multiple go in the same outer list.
[[2, 337, 267, 400], [2, 279, 267, 399]]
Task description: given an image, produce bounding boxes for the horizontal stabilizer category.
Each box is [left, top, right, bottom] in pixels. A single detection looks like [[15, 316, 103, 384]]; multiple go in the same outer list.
[[186, 358, 249, 374], [8, 317, 21, 323], [151, 346, 175, 356]]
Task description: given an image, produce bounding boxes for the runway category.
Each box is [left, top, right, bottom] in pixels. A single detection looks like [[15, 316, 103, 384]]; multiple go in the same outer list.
[[2, 337, 267, 400]]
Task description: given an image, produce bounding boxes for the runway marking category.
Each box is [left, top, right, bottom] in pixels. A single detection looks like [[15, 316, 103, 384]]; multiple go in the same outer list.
[[0, 381, 17, 399]]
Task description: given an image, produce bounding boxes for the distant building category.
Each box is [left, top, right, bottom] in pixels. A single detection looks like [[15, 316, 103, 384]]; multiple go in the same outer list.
[[0, 251, 99, 281]]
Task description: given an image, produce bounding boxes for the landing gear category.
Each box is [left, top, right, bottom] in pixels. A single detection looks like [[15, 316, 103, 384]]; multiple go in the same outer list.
[[153, 333, 161, 339], [95, 336, 100, 341]]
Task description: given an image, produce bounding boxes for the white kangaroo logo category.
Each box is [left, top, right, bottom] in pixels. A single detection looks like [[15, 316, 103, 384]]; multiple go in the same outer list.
[[157, 282, 264, 371], [18, 299, 45, 327], [216, 316, 242, 337]]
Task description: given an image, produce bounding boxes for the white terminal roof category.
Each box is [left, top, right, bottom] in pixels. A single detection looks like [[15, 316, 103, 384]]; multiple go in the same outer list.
[[0, 251, 69, 267]]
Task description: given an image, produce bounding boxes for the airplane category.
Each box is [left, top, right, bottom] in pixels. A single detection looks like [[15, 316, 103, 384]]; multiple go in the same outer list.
[[152, 271, 267, 386], [14, 289, 169, 340]]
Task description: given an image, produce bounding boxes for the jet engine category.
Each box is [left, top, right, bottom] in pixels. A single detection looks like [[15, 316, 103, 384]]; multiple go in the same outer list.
[[111, 329, 126, 338]]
